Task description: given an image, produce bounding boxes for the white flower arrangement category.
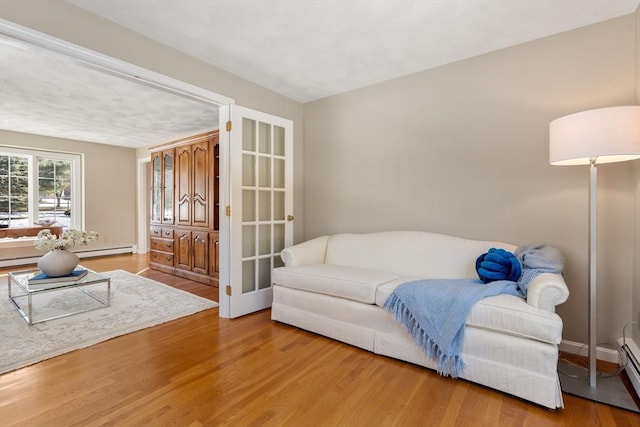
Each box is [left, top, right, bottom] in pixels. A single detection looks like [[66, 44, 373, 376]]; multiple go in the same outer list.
[[35, 229, 99, 252]]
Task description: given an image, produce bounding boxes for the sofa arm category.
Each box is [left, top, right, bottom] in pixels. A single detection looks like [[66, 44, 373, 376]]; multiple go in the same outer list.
[[280, 235, 329, 267], [526, 273, 569, 312]]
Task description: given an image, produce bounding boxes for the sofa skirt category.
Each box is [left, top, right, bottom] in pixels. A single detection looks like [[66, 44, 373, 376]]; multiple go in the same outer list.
[[272, 285, 563, 409]]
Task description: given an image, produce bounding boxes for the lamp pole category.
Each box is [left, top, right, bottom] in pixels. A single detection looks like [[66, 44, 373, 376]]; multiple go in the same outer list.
[[588, 158, 597, 388]]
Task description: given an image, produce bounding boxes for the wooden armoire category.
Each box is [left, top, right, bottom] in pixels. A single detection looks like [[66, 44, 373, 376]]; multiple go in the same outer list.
[[148, 130, 219, 286]]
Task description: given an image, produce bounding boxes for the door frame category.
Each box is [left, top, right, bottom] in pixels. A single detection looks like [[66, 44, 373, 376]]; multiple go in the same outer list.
[[136, 156, 151, 254]]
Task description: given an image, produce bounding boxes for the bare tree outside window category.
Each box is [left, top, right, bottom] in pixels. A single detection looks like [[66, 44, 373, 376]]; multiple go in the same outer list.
[[38, 159, 72, 227], [0, 154, 29, 227]]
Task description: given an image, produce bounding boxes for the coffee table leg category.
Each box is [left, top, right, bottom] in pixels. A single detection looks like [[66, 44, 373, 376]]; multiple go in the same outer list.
[[28, 292, 33, 325]]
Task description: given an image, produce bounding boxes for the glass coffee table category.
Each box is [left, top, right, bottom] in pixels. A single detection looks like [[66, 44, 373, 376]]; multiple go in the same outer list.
[[8, 266, 111, 325]]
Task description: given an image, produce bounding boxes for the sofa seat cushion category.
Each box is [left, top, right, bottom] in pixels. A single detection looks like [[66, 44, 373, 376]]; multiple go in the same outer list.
[[272, 265, 399, 304], [376, 281, 562, 345]]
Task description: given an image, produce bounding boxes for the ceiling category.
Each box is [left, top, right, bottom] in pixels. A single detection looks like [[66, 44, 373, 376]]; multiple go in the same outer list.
[[1, 0, 638, 149], [68, 0, 639, 102], [0, 36, 219, 148]]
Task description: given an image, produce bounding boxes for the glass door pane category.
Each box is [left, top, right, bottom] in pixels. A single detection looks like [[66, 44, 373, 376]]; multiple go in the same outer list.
[[163, 151, 173, 223], [241, 117, 259, 295], [151, 154, 161, 222]]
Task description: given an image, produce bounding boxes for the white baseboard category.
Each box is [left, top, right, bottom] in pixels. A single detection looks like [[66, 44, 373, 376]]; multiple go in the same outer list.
[[559, 339, 621, 364], [0, 246, 134, 268]]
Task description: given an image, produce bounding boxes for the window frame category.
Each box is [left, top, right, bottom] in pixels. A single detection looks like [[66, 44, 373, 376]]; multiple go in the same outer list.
[[0, 146, 83, 231]]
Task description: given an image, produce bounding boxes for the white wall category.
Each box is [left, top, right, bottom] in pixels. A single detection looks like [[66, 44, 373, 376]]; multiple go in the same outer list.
[[303, 15, 638, 346]]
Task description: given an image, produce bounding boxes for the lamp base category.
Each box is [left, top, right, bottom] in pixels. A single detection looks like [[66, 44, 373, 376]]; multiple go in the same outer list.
[[558, 360, 640, 412]]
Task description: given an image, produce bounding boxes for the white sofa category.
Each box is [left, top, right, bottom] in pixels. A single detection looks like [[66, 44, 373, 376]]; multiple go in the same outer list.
[[271, 231, 570, 409]]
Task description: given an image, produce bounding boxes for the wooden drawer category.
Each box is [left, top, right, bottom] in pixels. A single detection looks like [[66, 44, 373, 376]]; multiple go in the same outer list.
[[150, 250, 174, 266], [161, 229, 174, 239], [150, 237, 174, 252], [150, 226, 162, 237]]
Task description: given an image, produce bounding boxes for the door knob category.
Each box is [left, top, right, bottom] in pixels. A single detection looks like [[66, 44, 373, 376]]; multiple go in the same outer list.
[[286, 215, 294, 221]]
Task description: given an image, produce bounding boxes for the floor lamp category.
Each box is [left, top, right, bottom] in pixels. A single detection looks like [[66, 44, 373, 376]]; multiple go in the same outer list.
[[550, 105, 640, 411]]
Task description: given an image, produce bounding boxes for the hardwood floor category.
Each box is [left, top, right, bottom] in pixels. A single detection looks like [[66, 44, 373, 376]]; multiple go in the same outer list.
[[1, 254, 639, 426]]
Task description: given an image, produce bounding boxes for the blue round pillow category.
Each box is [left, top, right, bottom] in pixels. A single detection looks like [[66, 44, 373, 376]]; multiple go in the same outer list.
[[475, 248, 522, 284]]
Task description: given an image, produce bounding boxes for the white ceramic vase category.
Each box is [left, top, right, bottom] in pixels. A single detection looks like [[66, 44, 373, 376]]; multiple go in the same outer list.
[[37, 249, 79, 277]]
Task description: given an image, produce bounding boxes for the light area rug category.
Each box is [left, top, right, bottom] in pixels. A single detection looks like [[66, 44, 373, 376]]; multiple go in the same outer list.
[[0, 269, 218, 374]]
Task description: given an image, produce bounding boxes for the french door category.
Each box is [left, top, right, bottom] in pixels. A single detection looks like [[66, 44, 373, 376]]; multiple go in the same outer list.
[[218, 105, 293, 318]]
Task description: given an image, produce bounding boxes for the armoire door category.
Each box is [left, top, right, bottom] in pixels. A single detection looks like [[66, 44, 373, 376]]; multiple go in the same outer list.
[[175, 229, 192, 270], [175, 145, 192, 226], [191, 141, 210, 228], [192, 230, 209, 275]]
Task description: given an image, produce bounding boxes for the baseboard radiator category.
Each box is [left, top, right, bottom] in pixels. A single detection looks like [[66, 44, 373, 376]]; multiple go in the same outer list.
[[622, 339, 640, 398], [0, 246, 135, 268]]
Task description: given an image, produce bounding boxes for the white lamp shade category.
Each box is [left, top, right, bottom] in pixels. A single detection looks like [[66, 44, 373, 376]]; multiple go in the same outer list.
[[549, 106, 640, 165]]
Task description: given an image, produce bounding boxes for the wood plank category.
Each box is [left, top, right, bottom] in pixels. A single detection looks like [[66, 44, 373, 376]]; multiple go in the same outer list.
[[1, 254, 638, 426]]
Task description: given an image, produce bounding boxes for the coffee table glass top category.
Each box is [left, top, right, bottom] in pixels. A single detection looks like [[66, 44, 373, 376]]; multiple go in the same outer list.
[[10, 267, 109, 292], [8, 266, 111, 325]]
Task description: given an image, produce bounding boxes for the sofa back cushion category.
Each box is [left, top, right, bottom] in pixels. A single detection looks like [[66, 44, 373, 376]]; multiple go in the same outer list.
[[324, 231, 515, 279]]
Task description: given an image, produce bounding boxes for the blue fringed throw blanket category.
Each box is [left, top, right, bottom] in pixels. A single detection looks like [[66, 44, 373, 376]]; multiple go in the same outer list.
[[384, 279, 520, 377], [383, 245, 563, 377]]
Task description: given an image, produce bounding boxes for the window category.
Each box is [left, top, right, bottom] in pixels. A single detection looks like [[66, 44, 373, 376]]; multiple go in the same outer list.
[[0, 147, 82, 231]]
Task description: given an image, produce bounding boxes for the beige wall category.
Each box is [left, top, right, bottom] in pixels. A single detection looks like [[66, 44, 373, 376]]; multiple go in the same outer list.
[[0, 130, 136, 258], [303, 15, 637, 345], [1, 0, 305, 241]]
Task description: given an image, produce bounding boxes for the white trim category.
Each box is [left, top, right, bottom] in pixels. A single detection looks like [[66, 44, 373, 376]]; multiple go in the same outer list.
[[559, 339, 620, 364], [0, 19, 234, 107], [218, 106, 231, 318], [136, 157, 150, 254]]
